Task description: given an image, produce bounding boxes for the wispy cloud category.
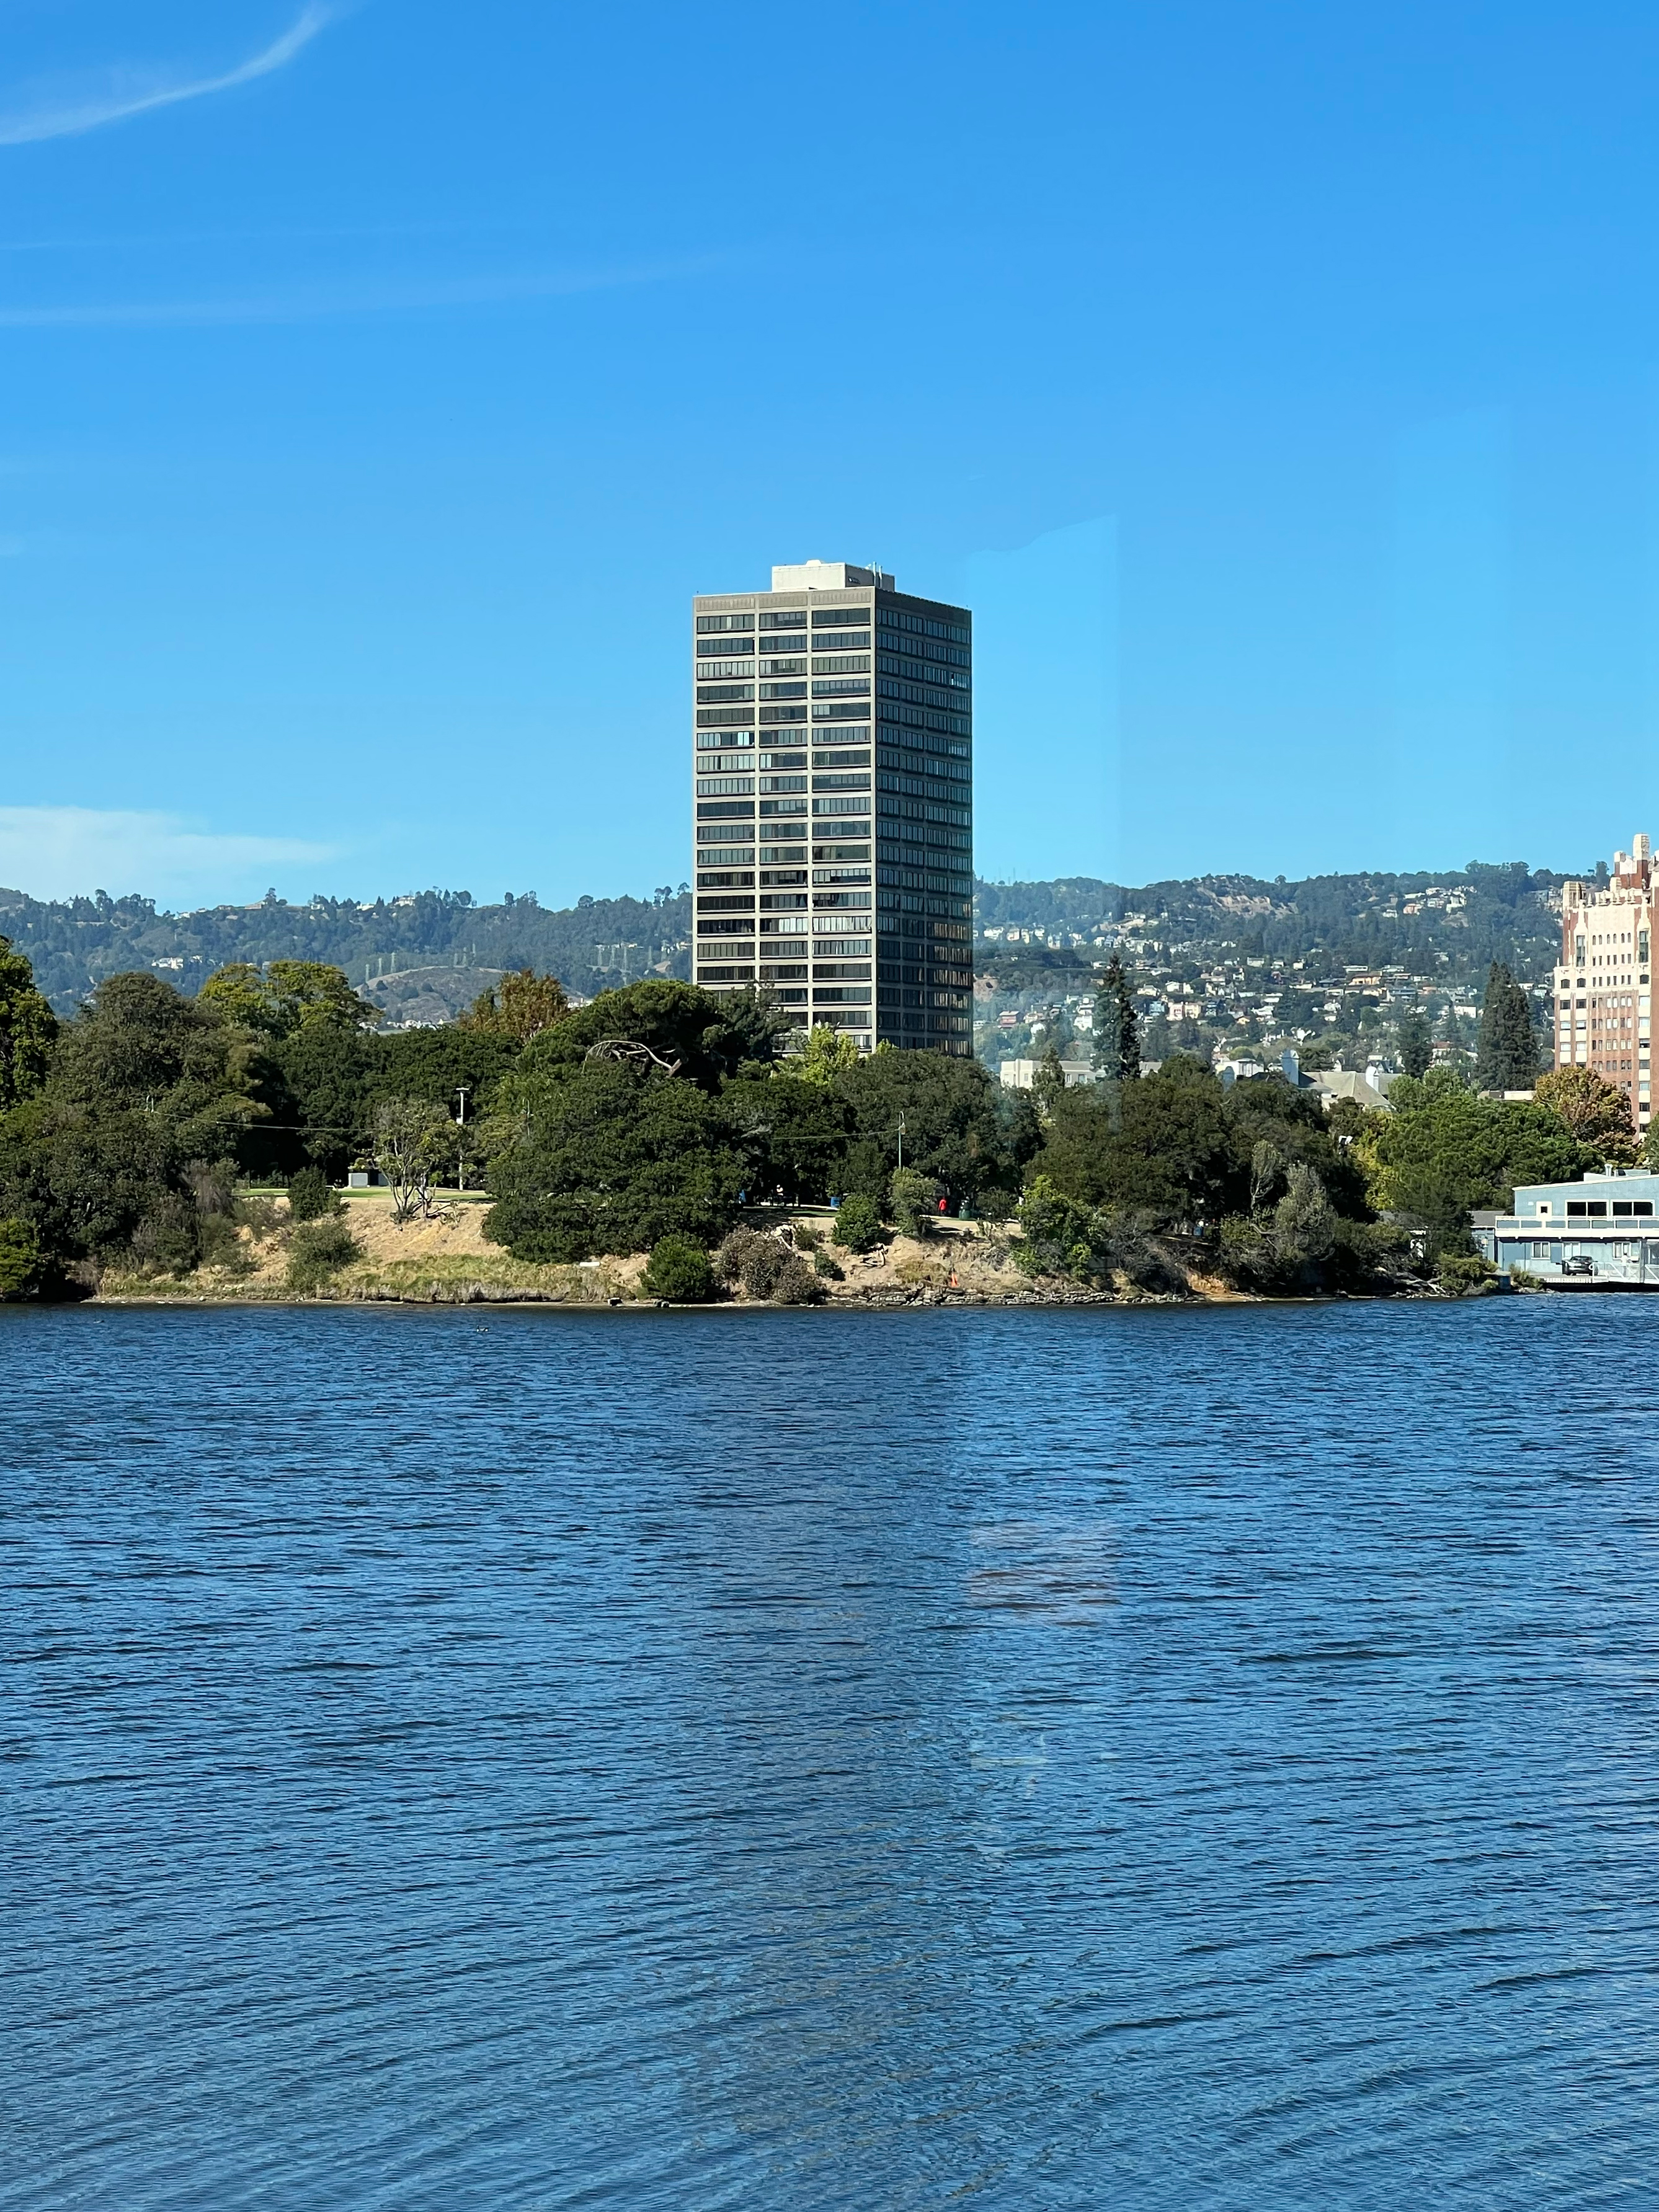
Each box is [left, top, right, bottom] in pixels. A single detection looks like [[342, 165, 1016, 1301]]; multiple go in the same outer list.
[[0, 808, 338, 904], [0, 5, 332, 149]]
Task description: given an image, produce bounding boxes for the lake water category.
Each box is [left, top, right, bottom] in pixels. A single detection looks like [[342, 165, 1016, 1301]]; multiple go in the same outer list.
[[5, 1298, 1658, 2210]]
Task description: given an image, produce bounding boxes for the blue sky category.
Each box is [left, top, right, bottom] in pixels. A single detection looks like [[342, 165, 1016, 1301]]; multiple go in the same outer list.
[[2, 1, 1658, 906]]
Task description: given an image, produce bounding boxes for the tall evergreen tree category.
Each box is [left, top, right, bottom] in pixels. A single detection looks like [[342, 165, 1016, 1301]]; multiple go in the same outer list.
[[1093, 955, 1141, 1083], [1397, 1009, 1433, 1080], [1474, 961, 1541, 1093]]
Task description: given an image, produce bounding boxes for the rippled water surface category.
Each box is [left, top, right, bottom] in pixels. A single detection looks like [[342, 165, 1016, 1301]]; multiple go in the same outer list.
[[6, 1299, 1659, 2209]]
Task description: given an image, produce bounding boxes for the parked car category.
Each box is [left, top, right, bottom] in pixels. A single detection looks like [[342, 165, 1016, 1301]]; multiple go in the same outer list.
[[1563, 1255, 1595, 1277]]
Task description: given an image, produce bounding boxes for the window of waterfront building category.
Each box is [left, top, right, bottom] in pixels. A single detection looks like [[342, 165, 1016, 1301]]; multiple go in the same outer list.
[[696, 614, 755, 634], [696, 870, 755, 889], [758, 609, 807, 630]]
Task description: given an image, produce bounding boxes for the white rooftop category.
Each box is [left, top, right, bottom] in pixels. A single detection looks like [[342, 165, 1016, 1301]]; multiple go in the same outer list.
[[770, 560, 889, 592]]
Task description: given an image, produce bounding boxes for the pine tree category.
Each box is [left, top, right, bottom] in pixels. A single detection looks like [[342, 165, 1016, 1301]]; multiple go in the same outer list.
[[1093, 955, 1141, 1083], [1397, 1008, 1432, 1079], [1474, 961, 1540, 1093]]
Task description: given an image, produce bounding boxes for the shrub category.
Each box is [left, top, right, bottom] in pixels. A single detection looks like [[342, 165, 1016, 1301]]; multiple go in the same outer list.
[[812, 1248, 844, 1281], [234, 1195, 281, 1238], [288, 1165, 339, 1222], [644, 1233, 714, 1302], [1013, 1176, 1099, 1279], [771, 1253, 822, 1305], [716, 1226, 789, 1298], [130, 1194, 202, 1277], [831, 1195, 883, 1253], [0, 1218, 41, 1300], [889, 1167, 943, 1237], [287, 1216, 363, 1295], [1438, 1252, 1497, 1295], [791, 1224, 821, 1251], [197, 1214, 254, 1276]]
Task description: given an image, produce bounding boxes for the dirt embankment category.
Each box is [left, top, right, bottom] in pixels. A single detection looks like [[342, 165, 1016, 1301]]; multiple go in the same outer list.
[[92, 1197, 1264, 1310], [96, 1193, 647, 1307]]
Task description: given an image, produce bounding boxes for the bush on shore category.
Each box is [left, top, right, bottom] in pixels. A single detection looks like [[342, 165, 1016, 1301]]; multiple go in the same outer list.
[[287, 1217, 363, 1295], [644, 1233, 714, 1303], [830, 1196, 883, 1253]]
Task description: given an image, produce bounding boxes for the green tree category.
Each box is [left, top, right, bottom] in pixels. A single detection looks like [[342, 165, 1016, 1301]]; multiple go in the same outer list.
[[0, 936, 56, 1109], [720, 1073, 851, 1203], [1361, 1068, 1588, 1235], [1039, 1058, 1235, 1227], [791, 1026, 861, 1085], [0, 1216, 41, 1299], [1534, 1065, 1636, 1161], [200, 960, 378, 1038], [485, 1060, 747, 1260], [1397, 1009, 1433, 1079], [265, 1021, 375, 1179], [832, 1049, 1013, 1213], [460, 966, 569, 1041], [889, 1166, 945, 1237], [512, 979, 789, 1090], [287, 1165, 339, 1222], [1474, 962, 1541, 1093], [0, 973, 267, 1276], [373, 1098, 453, 1222], [1093, 954, 1140, 1082], [1032, 1047, 1067, 1119]]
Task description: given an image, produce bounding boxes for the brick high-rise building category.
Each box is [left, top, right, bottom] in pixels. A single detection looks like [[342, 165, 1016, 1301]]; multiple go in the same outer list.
[[690, 560, 973, 1054], [1555, 832, 1657, 1130]]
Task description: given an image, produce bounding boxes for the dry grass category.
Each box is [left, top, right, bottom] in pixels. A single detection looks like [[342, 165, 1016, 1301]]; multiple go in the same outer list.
[[94, 1196, 1209, 1308], [96, 1192, 649, 1305]]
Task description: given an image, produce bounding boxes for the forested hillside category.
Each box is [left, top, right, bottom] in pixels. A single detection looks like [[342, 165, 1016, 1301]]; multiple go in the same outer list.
[[1, 856, 1581, 1016], [976, 862, 1573, 983], [0, 885, 692, 1013]]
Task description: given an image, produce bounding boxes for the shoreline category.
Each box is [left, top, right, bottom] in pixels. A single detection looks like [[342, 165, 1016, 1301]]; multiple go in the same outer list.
[[76, 1277, 1478, 1312], [27, 1197, 1498, 1313]]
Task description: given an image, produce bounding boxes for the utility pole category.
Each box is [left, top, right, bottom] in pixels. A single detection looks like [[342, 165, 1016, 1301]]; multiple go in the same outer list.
[[456, 1085, 469, 1193]]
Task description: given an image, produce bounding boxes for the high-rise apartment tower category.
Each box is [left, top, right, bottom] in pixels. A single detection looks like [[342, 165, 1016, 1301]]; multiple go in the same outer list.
[[691, 560, 973, 1054], [1555, 830, 1657, 1131]]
